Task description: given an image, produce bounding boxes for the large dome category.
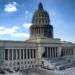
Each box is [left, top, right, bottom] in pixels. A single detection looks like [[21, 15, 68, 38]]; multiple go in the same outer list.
[[32, 3, 50, 25], [30, 3, 53, 38]]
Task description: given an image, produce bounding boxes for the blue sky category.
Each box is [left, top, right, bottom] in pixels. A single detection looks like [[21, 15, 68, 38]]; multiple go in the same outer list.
[[0, 0, 75, 42]]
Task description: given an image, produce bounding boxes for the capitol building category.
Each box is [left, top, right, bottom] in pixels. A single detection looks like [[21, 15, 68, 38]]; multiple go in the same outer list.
[[0, 3, 75, 70]]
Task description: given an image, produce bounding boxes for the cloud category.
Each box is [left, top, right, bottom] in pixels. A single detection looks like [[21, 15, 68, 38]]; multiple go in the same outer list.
[[4, 2, 17, 12], [0, 26, 19, 34], [23, 23, 32, 29], [12, 33, 30, 40], [0, 26, 30, 41], [0, 23, 32, 40]]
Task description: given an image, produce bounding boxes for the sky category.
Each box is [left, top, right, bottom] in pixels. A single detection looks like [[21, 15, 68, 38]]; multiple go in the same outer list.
[[0, 0, 75, 42]]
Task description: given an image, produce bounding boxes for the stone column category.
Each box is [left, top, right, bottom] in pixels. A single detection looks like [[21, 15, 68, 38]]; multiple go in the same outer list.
[[12, 49, 13, 60], [55, 47, 57, 57], [26, 48, 28, 59], [54, 48, 55, 58], [8, 49, 9, 61], [19, 49, 21, 60], [4, 49, 5, 60], [52, 48, 54, 58], [32, 49, 34, 58], [11, 49, 13, 60], [16, 49, 17, 60], [29, 49, 31, 59], [19, 49, 21, 69], [51, 48, 53, 58]]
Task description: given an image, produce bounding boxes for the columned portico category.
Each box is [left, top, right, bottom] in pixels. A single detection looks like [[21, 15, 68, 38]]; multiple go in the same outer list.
[[4, 48, 37, 69], [61, 47, 74, 56], [43, 47, 58, 59], [5, 48, 37, 60]]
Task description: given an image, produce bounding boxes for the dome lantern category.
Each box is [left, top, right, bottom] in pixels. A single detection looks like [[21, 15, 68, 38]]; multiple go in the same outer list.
[[38, 2, 43, 10]]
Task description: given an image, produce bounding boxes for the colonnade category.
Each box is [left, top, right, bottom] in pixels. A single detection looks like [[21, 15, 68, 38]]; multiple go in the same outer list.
[[44, 47, 58, 58], [61, 48, 73, 56], [4, 48, 36, 60]]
